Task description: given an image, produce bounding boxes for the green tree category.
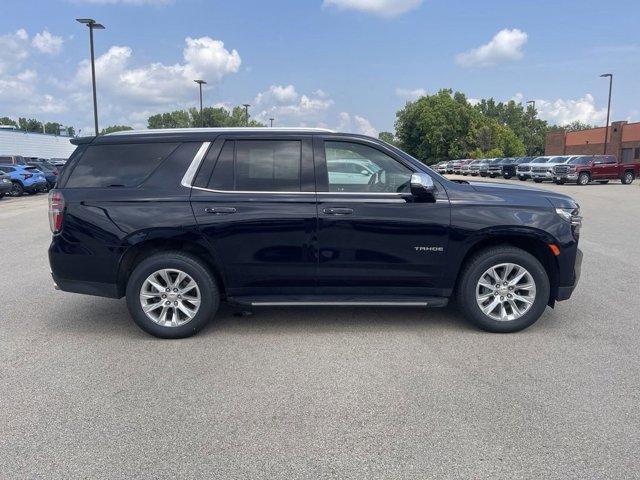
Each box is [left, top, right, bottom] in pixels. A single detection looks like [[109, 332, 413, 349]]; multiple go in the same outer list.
[[378, 131, 397, 146], [148, 106, 264, 129], [0, 116, 17, 127], [18, 117, 44, 133], [148, 110, 191, 129], [101, 125, 134, 135], [44, 122, 62, 135], [395, 89, 480, 163]]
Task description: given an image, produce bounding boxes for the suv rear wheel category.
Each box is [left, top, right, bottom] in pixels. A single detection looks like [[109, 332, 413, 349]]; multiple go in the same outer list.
[[126, 251, 219, 338], [622, 171, 634, 184], [457, 246, 550, 333]]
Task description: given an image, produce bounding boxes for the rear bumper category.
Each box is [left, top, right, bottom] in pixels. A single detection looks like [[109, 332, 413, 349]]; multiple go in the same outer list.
[[556, 248, 582, 301], [52, 272, 120, 298]]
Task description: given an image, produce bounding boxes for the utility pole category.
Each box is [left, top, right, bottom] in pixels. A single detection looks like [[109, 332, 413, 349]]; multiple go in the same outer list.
[[600, 73, 613, 155], [194, 79, 207, 127], [76, 18, 105, 136], [269, 118, 274, 127], [242, 104, 251, 126]]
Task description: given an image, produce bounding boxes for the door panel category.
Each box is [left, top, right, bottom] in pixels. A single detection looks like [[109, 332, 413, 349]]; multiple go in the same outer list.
[[191, 136, 318, 296], [314, 136, 450, 295]]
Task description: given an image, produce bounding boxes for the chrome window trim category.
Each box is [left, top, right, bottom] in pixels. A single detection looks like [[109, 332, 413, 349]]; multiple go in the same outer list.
[[180, 141, 211, 188], [191, 185, 406, 197]]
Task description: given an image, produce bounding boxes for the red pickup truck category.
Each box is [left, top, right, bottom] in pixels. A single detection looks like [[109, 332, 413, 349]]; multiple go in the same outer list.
[[552, 155, 639, 185]]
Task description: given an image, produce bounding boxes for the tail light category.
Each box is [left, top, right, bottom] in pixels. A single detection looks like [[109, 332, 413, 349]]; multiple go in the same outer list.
[[48, 190, 65, 233]]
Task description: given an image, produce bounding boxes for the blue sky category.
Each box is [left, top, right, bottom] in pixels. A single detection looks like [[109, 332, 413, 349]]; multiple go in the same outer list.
[[1, 0, 638, 136]]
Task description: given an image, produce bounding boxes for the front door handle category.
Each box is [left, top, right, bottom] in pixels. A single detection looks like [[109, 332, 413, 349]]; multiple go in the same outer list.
[[204, 207, 237, 215], [323, 207, 353, 215]]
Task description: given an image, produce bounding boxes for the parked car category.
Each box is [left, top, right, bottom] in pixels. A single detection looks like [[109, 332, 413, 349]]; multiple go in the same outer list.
[[445, 160, 456, 174], [0, 155, 28, 165], [49, 128, 583, 339], [0, 169, 12, 199], [553, 154, 638, 185], [468, 159, 483, 176], [435, 161, 447, 174], [502, 157, 532, 179], [478, 158, 494, 177], [530, 156, 571, 183], [49, 158, 68, 168], [327, 158, 380, 186], [517, 156, 548, 181], [27, 159, 59, 189], [487, 158, 505, 178], [0, 164, 48, 196]]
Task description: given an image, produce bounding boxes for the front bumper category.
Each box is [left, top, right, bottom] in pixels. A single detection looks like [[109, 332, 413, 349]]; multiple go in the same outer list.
[[554, 174, 578, 182], [556, 248, 582, 301]]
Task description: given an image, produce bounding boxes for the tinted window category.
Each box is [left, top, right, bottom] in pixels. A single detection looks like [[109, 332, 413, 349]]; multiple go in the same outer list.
[[235, 140, 301, 192], [0, 166, 14, 172], [0, 156, 11, 163], [325, 141, 412, 193], [206, 140, 235, 190], [66, 143, 177, 188]]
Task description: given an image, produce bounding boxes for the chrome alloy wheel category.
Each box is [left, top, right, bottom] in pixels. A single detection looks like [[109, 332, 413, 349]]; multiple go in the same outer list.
[[139, 269, 201, 327], [475, 263, 537, 322]]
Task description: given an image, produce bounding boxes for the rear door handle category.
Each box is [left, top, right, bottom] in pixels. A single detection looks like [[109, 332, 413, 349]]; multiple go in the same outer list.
[[204, 207, 236, 215], [323, 207, 353, 215]]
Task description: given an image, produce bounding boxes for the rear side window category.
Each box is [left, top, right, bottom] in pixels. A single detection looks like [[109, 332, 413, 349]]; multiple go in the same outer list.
[[65, 143, 177, 188], [206, 140, 302, 192], [0, 166, 14, 172]]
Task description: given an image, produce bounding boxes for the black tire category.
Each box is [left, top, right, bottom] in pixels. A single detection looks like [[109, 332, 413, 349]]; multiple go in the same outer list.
[[577, 172, 590, 186], [126, 251, 220, 338], [518, 177, 527, 181], [554, 180, 565, 185], [0, 193, 4, 199], [456, 246, 550, 333], [533, 179, 543, 183], [503, 174, 513, 180], [621, 171, 634, 185], [10, 181, 24, 197]]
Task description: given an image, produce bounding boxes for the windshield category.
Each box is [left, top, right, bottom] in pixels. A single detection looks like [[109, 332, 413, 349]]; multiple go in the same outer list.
[[568, 156, 592, 165], [533, 158, 550, 164]]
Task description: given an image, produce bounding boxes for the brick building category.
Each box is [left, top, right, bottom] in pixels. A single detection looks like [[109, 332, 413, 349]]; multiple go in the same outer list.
[[545, 120, 640, 162]]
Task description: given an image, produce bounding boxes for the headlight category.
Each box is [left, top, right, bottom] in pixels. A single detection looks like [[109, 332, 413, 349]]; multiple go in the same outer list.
[[556, 207, 582, 239]]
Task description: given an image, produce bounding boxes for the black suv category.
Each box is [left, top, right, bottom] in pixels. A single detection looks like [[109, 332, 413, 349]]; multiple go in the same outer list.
[[49, 128, 583, 338]]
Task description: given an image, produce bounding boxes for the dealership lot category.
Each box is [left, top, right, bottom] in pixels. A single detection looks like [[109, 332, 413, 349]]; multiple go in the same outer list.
[[1, 181, 639, 479]]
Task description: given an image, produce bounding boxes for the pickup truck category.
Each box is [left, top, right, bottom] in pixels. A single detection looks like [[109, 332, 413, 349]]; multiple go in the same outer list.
[[553, 155, 638, 185]]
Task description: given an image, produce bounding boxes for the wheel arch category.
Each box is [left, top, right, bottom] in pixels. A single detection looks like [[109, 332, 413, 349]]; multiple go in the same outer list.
[[454, 232, 560, 307], [116, 237, 227, 298]]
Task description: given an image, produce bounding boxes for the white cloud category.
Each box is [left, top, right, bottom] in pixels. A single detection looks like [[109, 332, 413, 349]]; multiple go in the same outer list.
[[456, 28, 528, 68], [253, 85, 333, 125], [336, 111, 378, 136], [535, 93, 607, 125], [395, 87, 427, 100], [0, 29, 29, 74], [32, 30, 64, 55], [71, 36, 240, 125], [322, 0, 423, 17]]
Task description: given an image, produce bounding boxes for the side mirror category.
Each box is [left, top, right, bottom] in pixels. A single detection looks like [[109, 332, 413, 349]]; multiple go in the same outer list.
[[410, 173, 437, 202]]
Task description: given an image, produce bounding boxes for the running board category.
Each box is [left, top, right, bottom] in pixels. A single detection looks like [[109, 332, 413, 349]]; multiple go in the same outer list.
[[228, 295, 448, 308]]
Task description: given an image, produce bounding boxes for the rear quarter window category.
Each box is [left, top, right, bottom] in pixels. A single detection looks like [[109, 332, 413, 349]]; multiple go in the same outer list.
[[65, 143, 178, 188]]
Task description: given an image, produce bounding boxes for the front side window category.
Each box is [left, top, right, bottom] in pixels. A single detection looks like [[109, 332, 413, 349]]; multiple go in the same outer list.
[[325, 141, 412, 193], [65, 143, 177, 188]]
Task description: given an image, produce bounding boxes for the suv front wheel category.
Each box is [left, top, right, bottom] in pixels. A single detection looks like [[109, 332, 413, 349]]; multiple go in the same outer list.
[[457, 246, 550, 333], [126, 251, 220, 338]]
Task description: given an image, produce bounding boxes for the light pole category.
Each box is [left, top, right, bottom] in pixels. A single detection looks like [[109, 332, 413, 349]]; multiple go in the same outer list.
[[526, 100, 536, 113], [194, 79, 207, 127], [76, 18, 105, 136], [242, 104, 251, 126], [269, 118, 274, 127], [600, 73, 613, 155]]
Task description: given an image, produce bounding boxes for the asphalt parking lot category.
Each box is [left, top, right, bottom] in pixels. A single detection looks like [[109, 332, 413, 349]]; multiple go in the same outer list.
[[1, 180, 639, 479]]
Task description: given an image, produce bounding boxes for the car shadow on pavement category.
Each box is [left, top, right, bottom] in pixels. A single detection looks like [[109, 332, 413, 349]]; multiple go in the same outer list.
[[47, 295, 474, 339]]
